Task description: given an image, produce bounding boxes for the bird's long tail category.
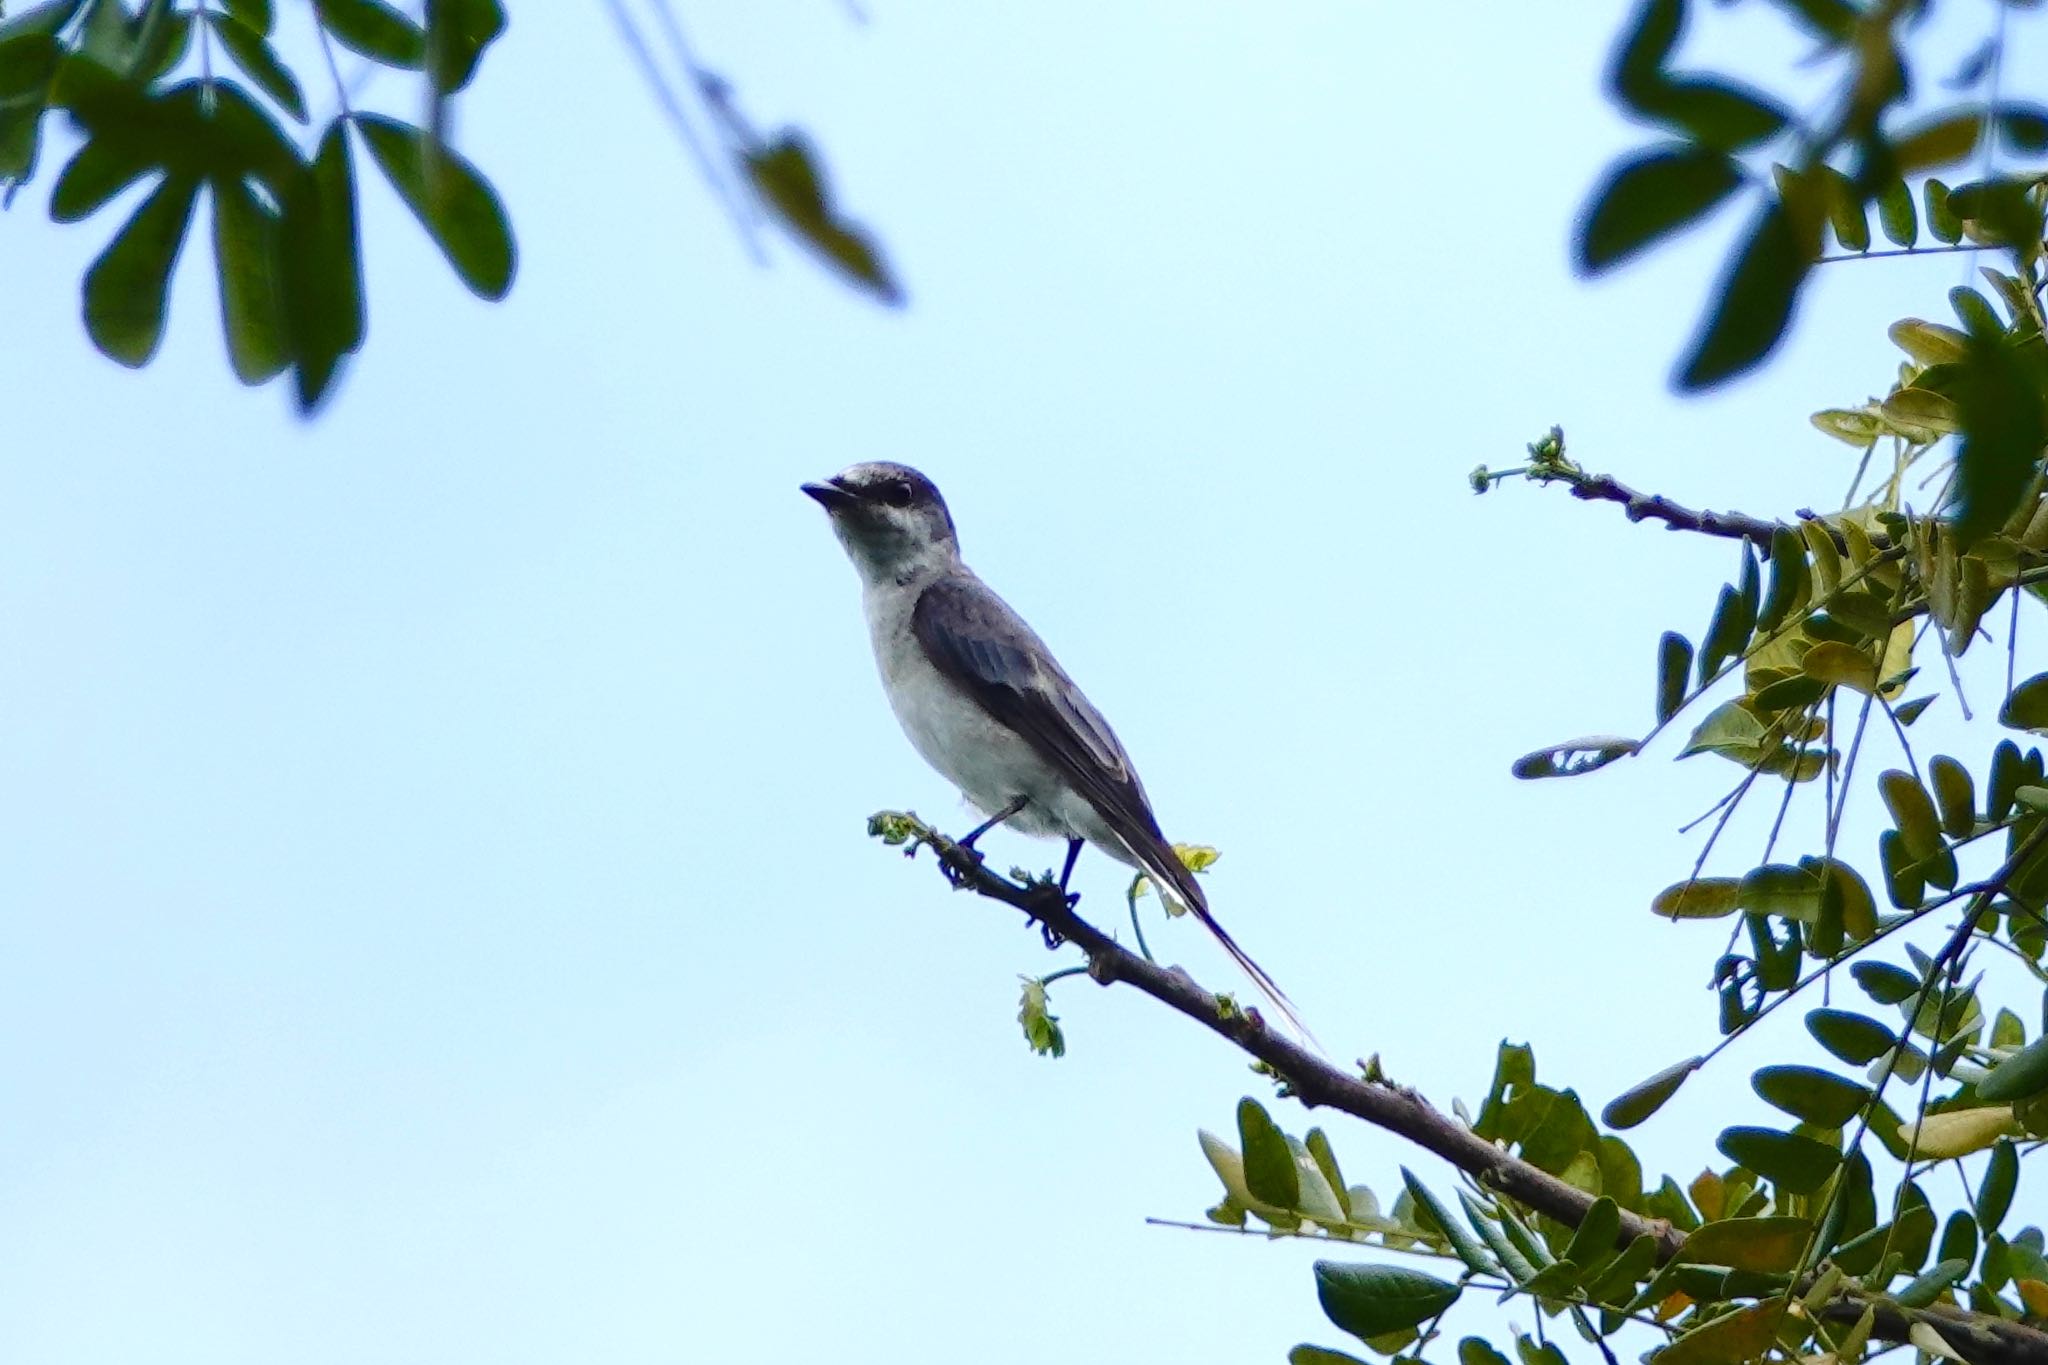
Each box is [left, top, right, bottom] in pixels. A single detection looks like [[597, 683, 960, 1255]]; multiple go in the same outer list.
[[1138, 842, 1320, 1050]]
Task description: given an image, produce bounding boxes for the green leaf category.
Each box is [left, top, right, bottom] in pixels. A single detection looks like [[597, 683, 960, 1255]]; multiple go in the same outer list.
[[351, 113, 516, 300], [1604, 1056, 1702, 1129], [1738, 864, 1824, 921], [1893, 111, 1983, 173], [211, 173, 288, 384], [1562, 1196, 1622, 1270], [1313, 1261, 1461, 1342], [1978, 1141, 2017, 1231], [1751, 1065, 1870, 1125], [1811, 407, 1881, 446], [1895, 1258, 1969, 1308], [279, 120, 364, 413], [1679, 701, 1767, 762], [1876, 177, 1917, 247], [2002, 675, 2048, 733], [1926, 178, 1963, 244], [1758, 528, 1809, 629], [1850, 960, 1919, 1004], [1952, 285, 2005, 339], [1576, 144, 1741, 274], [1677, 201, 1811, 391], [1677, 1215, 1813, 1272], [1651, 878, 1740, 920], [1940, 1210, 1979, 1271], [1716, 1127, 1839, 1193], [1928, 755, 1976, 837], [1698, 581, 1754, 684], [1456, 1340, 1511, 1365], [1892, 320, 1973, 369], [1979, 1035, 2048, 1101], [1818, 165, 1869, 252], [0, 30, 59, 100], [1510, 735, 1640, 780], [50, 129, 157, 224], [1952, 332, 2048, 548], [745, 130, 904, 306], [82, 171, 199, 367], [315, 0, 424, 66], [1641, 79, 1791, 151], [1238, 1098, 1300, 1210], [206, 11, 305, 122], [425, 0, 504, 95], [1306, 1129, 1347, 1218], [1879, 769, 1944, 861], [224, 0, 273, 35], [1656, 630, 1692, 722], [1607, 0, 1681, 111], [1400, 1168, 1497, 1275], [1806, 1008, 1896, 1064], [1290, 1348, 1370, 1365]]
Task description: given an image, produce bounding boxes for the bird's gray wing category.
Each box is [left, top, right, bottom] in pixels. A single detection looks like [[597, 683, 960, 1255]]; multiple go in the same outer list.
[[910, 574, 1168, 848]]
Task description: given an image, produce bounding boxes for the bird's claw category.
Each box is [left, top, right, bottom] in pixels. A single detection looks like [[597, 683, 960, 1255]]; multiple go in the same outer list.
[[940, 845, 985, 887]]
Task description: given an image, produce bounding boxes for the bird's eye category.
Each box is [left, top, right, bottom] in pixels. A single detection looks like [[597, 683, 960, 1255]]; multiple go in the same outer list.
[[883, 479, 916, 508]]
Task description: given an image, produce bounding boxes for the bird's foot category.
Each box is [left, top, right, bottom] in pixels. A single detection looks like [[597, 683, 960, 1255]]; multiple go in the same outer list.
[[939, 844, 985, 888]]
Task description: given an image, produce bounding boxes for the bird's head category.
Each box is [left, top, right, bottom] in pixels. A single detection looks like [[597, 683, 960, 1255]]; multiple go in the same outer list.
[[801, 461, 960, 585]]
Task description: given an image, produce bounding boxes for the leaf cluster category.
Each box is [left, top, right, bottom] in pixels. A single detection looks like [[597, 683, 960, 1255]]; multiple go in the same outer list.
[[0, 0, 512, 411]]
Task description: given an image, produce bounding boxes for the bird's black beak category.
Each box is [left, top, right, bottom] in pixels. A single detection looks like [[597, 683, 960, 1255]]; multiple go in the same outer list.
[[801, 479, 857, 512]]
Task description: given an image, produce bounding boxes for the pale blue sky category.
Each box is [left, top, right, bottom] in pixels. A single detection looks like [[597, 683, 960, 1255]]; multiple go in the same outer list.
[[2, 4, 2037, 1363]]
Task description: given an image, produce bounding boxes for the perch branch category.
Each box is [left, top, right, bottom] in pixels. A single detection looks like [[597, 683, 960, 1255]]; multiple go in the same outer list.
[[875, 815, 2048, 1365]]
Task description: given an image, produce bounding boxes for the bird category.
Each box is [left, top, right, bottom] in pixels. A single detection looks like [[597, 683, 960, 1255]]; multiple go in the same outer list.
[[801, 460, 1307, 1036]]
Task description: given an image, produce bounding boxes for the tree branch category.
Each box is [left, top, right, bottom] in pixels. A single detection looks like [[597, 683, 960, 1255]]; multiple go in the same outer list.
[[874, 816, 2048, 1365]]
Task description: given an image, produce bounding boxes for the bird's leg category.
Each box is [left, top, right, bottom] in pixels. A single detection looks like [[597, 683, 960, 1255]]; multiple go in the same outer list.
[[1056, 838, 1082, 908], [942, 795, 1027, 887], [959, 795, 1028, 851]]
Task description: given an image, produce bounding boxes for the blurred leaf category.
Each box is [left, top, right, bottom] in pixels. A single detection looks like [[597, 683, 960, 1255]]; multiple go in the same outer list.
[[1511, 735, 1640, 779], [1290, 1349, 1370, 1365], [279, 121, 364, 413], [745, 130, 904, 306], [211, 173, 288, 383], [1926, 178, 1963, 244], [1457, 1340, 1512, 1365], [352, 113, 516, 299], [1604, 1056, 1702, 1129], [1811, 407, 1881, 445], [1952, 331, 2048, 547], [315, 0, 425, 67], [425, 0, 504, 95], [1642, 79, 1791, 150], [1876, 176, 1917, 247], [1313, 1262, 1461, 1342], [50, 127, 157, 223], [206, 11, 305, 123], [1608, 0, 1682, 112], [81, 170, 198, 367], [1678, 202, 1811, 390], [1892, 110, 1983, 172], [1577, 144, 1741, 274], [224, 0, 273, 36]]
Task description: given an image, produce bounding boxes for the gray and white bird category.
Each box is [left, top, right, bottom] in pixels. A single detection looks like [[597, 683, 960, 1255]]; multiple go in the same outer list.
[[802, 460, 1304, 1033]]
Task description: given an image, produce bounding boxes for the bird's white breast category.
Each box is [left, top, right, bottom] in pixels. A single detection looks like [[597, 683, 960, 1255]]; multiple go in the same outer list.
[[859, 575, 1115, 850]]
